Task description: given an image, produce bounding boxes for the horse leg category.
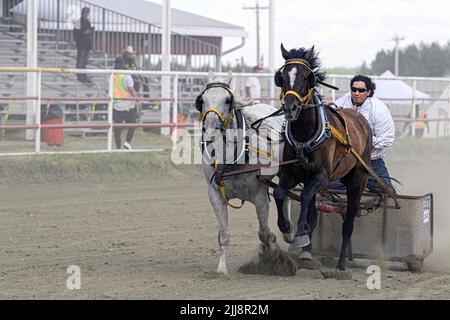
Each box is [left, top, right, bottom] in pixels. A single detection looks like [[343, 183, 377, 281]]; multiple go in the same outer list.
[[254, 190, 276, 246], [337, 168, 367, 271], [299, 194, 318, 261], [208, 187, 230, 274], [296, 175, 328, 248], [273, 171, 298, 244], [252, 187, 298, 277]]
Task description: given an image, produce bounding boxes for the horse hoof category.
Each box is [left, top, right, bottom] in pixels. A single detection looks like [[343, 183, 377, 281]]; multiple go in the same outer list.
[[269, 233, 277, 243], [294, 235, 311, 248], [217, 264, 228, 275], [299, 250, 312, 261], [334, 269, 352, 280], [282, 222, 295, 244], [320, 269, 352, 280]]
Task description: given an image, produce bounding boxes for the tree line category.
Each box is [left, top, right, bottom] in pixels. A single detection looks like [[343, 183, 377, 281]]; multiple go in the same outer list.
[[361, 41, 450, 77]]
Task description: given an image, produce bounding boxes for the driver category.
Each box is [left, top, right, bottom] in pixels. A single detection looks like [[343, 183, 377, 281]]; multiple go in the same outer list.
[[333, 75, 396, 194]]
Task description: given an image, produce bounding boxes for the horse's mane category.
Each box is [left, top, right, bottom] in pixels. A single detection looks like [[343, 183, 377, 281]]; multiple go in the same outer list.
[[285, 47, 327, 83]]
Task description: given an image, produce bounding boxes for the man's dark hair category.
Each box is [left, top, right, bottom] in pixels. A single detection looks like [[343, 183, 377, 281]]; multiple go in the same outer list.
[[350, 75, 376, 97], [82, 7, 90, 14]]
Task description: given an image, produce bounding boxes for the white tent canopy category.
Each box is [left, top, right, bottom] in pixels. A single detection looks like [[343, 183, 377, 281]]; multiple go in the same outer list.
[[374, 70, 430, 105]]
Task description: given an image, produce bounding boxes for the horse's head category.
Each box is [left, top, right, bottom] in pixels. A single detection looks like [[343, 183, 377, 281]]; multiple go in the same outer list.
[[196, 70, 235, 133], [275, 44, 325, 121]]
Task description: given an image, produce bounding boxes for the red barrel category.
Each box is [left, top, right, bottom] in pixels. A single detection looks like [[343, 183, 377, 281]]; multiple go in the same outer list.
[[316, 202, 337, 213], [42, 118, 64, 146]]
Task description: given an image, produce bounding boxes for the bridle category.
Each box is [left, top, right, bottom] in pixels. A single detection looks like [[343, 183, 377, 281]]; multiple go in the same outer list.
[[196, 82, 235, 130], [277, 58, 315, 106], [196, 82, 247, 166], [275, 58, 339, 108]]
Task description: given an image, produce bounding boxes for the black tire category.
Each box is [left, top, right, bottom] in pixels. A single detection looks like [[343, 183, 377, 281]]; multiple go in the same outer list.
[[407, 259, 424, 273]]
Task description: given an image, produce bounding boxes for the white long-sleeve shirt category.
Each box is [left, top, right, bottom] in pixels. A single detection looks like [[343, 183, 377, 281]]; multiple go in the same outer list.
[[335, 92, 395, 160]]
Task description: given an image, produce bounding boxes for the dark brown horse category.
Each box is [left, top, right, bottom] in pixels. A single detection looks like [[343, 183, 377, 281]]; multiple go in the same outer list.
[[273, 44, 372, 272]]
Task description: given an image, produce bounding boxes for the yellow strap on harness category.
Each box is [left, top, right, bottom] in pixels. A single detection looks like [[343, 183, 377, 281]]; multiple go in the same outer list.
[[199, 108, 233, 130], [284, 88, 313, 105], [284, 59, 312, 72], [327, 123, 351, 154], [247, 145, 273, 159], [214, 161, 245, 209], [327, 123, 398, 203]]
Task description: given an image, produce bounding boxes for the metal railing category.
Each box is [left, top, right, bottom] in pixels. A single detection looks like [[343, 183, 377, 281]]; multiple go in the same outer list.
[[0, 66, 449, 156], [1, 0, 221, 70], [0, 67, 279, 156]]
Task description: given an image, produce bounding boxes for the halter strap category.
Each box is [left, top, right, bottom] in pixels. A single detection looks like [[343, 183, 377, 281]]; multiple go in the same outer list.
[[200, 108, 233, 129], [284, 88, 313, 105], [278, 59, 314, 105], [198, 82, 235, 129], [284, 59, 312, 72]]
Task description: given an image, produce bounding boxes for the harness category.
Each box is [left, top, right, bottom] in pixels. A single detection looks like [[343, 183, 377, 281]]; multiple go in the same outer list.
[[284, 93, 332, 155], [277, 59, 400, 208], [198, 82, 275, 209], [200, 108, 247, 166], [197, 82, 235, 130]]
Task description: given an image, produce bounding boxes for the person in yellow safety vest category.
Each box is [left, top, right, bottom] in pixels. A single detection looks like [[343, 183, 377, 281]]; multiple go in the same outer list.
[[414, 105, 429, 138], [112, 57, 141, 150]]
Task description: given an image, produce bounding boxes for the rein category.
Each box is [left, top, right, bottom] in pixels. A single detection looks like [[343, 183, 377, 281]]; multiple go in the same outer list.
[[199, 82, 258, 210], [277, 57, 400, 206]]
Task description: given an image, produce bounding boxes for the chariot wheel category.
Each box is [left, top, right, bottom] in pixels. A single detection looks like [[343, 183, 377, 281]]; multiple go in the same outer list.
[[407, 259, 424, 273]]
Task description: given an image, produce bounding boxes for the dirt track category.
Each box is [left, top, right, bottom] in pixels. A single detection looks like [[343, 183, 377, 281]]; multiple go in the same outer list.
[[0, 151, 449, 300]]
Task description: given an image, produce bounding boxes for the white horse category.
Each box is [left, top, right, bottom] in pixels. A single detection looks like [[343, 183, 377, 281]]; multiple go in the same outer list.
[[196, 71, 295, 275]]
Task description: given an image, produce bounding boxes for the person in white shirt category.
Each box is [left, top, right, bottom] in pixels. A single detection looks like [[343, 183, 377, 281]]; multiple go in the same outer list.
[[246, 66, 262, 104], [333, 75, 395, 194]]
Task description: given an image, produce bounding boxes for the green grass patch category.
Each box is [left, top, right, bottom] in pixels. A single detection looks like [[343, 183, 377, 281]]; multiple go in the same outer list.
[[0, 151, 202, 185], [1, 136, 448, 185]]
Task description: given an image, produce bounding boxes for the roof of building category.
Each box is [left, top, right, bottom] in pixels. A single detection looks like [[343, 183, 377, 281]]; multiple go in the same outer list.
[[10, 0, 247, 38], [87, 0, 247, 38]]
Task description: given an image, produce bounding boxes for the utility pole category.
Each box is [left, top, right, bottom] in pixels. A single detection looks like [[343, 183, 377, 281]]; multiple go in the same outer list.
[[243, 1, 269, 67], [392, 35, 405, 76]]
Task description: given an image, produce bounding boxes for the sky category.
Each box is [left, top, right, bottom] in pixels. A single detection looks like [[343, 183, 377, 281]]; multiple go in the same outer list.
[[153, 0, 450, 70]]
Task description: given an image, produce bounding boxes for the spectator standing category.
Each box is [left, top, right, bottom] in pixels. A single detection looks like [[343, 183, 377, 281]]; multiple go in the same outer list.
[[245, 66, 262, 104], [122, 46, 144, 92], [73, 7, 94, 83]]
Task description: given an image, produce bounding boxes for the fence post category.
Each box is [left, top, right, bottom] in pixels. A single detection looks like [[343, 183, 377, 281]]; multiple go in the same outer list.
[[26, 0, 38, 141], [269, 73, 275, 106], [161, 0, 171, 136], [447, 80, 450, 137], [107, 72, 114, 152], [35, 70, 42, 153], [147, 24, 152, 69], [331, 76, 336, 102], [171, 74, 178, 146]]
